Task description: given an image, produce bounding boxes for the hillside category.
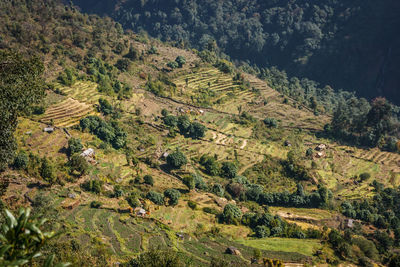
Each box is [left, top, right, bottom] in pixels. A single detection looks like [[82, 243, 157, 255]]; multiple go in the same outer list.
[[73, 0, 400, 105], [1, 1, 400, 267]]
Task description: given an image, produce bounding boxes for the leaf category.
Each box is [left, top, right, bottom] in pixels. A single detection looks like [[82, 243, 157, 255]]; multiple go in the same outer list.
[[5, 210, 17, 228], [0, 245, 12, 256], [43, 254, 55, 267]]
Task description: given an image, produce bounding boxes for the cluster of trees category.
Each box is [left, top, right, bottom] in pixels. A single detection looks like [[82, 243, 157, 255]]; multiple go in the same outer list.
[[0, 51, 45, 171], [80, 116, 127, 149], [75, 0, 400, 105], [199, 154, 237, 178], [327, 97, 399, 150], [162, 111, 207, 139], [220, 203, 318, 240], [167, 56, 186, 69], [341, 181, 400, 232], [146, 188, 182, 206]]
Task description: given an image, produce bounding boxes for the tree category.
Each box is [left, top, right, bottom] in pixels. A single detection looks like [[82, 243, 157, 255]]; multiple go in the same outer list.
[[13, 151, 28, 170], [146, 191, 164, 205], [167, 61, 179, 69], [188, 122, 207, 139], [175, 56, 186, 68], [255, 225, 270, 238], [143, 175, 154, 186], [124, 45, 138, 60], [67, 138, 83, 157], [164, 188, 181, 206], [125, 247, 182, 267], [182, 175, 195, 191], [68, 154, 89, 176], [40, 157, 55, 183], [115, 58, 131, 72], [166, 150, 187, 169], [222, 203, 242, 224], [0, 208, 69, 266], [98, 98, 113, 115], [0, 51, 45, 171], [221, 162, 237, 178]]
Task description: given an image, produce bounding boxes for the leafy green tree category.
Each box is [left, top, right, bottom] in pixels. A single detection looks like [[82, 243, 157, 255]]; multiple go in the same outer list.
[[115, 58, 131, 72], [211, 183, 224, 197], [40, 157, 56, 183], [0, 208, 69, 267], [183, 175, 195, 191], [66, 138, 83, 157], [222, 203, 242, 224], [143, 175, 154, 186], [162, 115, 177, 127], [221, 162, 237, 178], [167, 61, 178, 69], [146, 191, 164, 205], [164, 188, 181, 206], [124, 45, 138, 60], [255, 225, 270, 238], [81, 180, 103, 194], [124, 247, 182, 267], [0, 51, 45, 171], [166, 150, 187, 169], [175, 56, 186, 68], [177, 115, 191, 134], [68, 154, 89, 176], [188, 122, 207, 139], [13, 151, 28, 170], [98, 98, 113, 115]]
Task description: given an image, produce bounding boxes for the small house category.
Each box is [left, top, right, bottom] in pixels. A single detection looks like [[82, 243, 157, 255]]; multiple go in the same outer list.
[[225, 246, 241, 256], [316, 144, 327, 151], [80, 148, 95, 158], [43, 127, 54, 133]]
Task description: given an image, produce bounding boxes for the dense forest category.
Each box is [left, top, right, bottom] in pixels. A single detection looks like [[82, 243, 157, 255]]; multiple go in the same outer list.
[[73, 0, 400, 105]]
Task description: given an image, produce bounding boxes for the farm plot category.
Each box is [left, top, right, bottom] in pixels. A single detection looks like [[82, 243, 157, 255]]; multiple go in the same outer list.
[[172, 68, 240, 105], [40, 97, 96, 128], [57, 81, 101, 104]]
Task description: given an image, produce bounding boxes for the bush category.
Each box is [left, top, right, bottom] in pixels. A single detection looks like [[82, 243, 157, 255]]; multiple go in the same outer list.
[[68, 154, 89, 176], [114, 185, 124, 197], [146, 191, 164, 205], [222, 203, 242, 224], [183, 175, 195, 191], [166, 150, 187, 169], [67, 138, 83, 157], [143, 175, 154, 186], [90, 201, 102, 208], [211, 183, 224, 197], [192, 173, 207, 190], [221, 162, 237, 178], [175, 56, 186, 68], [255, 225, 270, 238], [200, 155, 220, 176], [40, 157, 55, 183], [188, 200, 197, 210], [98, 98, 113, 115], [263, 118, 278, 128], [13, 151, 28, 170], [188, 122, 207, 139], [81, 180, 103, 194], [115, 58, 131, 71], [203, 207, 219, 215], [126, 193, 140, 208], [164, 188, 181, 206], [360, 172, 371, 181], [167, 61, 179, 69]]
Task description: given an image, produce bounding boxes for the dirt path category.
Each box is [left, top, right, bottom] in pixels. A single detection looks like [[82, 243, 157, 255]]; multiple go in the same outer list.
[[240, 139, 247, 149]]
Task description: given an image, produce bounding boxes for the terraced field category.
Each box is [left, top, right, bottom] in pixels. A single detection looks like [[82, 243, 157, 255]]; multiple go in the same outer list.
[[40, 97, 96, 128], [57, 81, 101, 104]]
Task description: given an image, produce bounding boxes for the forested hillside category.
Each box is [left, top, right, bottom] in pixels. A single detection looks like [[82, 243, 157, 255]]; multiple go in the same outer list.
[[2, 0, 400, 266], [73, 0, 400, 104]]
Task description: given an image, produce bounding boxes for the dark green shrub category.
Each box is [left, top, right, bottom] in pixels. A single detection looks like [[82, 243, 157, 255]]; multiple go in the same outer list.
[[164, 188, 181, 206], [143, 175, 154, 186], [175, 56, 186, 68], [40, 157, 55, 183], [203, 207, 219, 215], [255, 225, 270, 238], [68, 154, 89, 176], [166, 150, 187, 169], [188, 200, 197, 210], [221, 162, 237, 178], [90, 201, 102, 208], [13, 151, 28, 170], [146, 191, 164, 205], [263, 118, 278, 128], [81, 180, 103, 194], [221, 203, 242, 225], [183, 175, 195, 191], [360, 172, 371, 181], [67, 138, 83, 157]]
